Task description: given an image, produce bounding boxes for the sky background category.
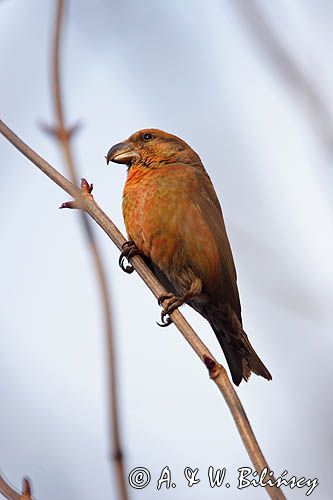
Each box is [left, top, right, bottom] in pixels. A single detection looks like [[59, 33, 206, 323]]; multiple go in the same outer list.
[[1, 0, 333, 499]]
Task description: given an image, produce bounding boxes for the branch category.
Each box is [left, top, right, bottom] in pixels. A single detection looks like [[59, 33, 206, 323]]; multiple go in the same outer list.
[[0, 119, 286, 500], [0, 475, 32, 500], [42, 2, 128, 499]]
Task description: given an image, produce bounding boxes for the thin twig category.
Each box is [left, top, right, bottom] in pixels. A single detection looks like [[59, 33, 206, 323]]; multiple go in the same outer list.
[[234, 0, 333, 152], [43, 1, 128, 499], [0, 474, 32, 500], [1, 119, 286, 500]]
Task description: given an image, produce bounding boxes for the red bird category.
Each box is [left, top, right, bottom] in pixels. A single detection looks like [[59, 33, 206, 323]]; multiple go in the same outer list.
[[107, 129, 271, 385]]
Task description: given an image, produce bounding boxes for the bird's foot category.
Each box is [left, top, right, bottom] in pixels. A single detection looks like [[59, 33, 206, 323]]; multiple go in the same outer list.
[[119, 240, 140, 274], [157, 293, 185, 327], [60, 178, 94, 209]]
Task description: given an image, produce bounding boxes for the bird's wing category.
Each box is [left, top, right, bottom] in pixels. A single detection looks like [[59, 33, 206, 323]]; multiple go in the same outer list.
[[194, 170, 242, 321]]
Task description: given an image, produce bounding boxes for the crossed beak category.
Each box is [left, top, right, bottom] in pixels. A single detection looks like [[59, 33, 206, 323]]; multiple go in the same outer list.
[[106, 141, 138, 166]]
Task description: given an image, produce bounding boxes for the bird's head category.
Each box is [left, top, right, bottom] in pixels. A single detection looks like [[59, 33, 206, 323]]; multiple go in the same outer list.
[[106, 129, 202, 170]]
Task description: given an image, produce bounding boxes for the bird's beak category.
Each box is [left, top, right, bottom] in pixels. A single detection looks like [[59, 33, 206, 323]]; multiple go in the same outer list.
[[106, 142, 138, 166]]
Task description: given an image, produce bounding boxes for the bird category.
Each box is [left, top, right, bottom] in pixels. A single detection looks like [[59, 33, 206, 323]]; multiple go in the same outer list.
[[106, 129, 272, 385]]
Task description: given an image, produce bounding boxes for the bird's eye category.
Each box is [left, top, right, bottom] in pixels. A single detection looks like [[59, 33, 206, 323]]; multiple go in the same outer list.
[[142, 133, 154, 141]]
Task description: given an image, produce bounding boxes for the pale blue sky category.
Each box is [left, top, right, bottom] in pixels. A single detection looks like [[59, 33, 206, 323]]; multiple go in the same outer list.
[[1, 1, 332, 499]]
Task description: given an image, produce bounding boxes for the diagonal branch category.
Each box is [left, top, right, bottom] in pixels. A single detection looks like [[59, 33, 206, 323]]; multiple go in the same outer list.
[[43, 2, 128, 499], [0, 119, 286, 500], [0, 474, 32, 500]]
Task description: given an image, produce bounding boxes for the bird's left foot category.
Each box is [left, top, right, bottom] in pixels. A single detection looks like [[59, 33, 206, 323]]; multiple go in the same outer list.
[[119, 240, 141, 274], [157, 293, 186, 327]]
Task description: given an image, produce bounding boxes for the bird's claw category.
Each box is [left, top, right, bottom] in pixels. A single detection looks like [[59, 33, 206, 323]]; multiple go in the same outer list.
[[157, 293, 184, 327], [156, 310, 173, 327], [119, 240, 140, 274]]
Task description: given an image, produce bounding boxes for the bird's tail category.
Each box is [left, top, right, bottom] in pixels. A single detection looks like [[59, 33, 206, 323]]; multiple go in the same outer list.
[[208, 306, 272, 386]]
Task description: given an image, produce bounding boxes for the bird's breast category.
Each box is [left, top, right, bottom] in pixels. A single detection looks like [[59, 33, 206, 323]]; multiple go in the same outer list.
[[123, 167, 185, 263], [122, 166, 220, 292]]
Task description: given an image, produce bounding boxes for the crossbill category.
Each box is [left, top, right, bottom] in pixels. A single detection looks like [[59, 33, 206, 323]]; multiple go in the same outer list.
[[107, 129, 271, 385]]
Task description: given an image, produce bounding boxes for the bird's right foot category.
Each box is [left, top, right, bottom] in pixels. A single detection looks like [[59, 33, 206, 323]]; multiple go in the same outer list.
[[157, 293, 185, 327], [119, 240, 141, 274], [157, 278, 202, 327]]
